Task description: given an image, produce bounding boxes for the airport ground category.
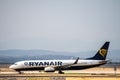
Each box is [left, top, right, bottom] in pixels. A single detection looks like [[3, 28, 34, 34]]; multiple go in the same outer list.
[[0, 64, 120, 80]]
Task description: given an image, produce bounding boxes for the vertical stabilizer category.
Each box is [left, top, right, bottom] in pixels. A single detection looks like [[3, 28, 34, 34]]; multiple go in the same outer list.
[[87, 42, 110, 60]]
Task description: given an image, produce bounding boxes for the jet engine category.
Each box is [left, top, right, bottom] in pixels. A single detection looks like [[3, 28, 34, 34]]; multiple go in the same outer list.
[[44, 67, 55, 72]]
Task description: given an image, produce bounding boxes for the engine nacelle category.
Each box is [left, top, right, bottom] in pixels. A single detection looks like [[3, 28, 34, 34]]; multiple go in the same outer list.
[[44, 67, 55, 72]]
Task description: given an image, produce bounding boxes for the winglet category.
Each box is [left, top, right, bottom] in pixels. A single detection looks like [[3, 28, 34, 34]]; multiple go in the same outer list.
[[74, 57, 79, 64]]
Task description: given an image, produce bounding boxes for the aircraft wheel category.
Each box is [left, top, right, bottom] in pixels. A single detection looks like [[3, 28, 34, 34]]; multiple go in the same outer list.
[[58, 70, 64, 74]]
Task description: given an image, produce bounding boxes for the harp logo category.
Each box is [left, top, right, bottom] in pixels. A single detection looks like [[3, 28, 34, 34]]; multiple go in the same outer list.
[[99, 49, 107, 57]]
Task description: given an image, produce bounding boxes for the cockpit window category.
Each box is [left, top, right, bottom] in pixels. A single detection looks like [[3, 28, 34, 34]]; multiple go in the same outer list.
[[14, 63, 18, 65]]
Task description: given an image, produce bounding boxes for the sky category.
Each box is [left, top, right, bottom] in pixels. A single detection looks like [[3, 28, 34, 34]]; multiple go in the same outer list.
[[0, 0, 120, 52]]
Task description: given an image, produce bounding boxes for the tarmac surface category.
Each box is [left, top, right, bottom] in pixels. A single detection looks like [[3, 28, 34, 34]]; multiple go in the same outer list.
[[0, 73, 120, 80], [0, 64, 120, 80]]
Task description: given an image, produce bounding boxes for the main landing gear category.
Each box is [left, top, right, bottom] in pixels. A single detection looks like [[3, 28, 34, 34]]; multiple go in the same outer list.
[[58, 68, 64, 74], [17, 71, 22, 74]]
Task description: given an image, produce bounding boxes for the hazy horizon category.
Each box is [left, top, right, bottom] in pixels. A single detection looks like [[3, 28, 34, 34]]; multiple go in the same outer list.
[[0, 49, 120, 63], [0, 0, 120, 52]]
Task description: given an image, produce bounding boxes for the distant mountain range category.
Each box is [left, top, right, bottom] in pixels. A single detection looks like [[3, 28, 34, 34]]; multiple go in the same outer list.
[[0, 49, 120, 63]]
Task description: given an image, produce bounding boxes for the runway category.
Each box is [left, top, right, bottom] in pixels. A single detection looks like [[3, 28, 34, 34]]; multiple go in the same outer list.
[[0, 67, 120, 80], [0, 71, 120, 77], [0, 74, 120, 80], [1, 66, 120, 74]]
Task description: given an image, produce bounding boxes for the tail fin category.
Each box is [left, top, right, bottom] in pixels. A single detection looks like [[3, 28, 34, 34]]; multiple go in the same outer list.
[[87, 42, 110, 60]]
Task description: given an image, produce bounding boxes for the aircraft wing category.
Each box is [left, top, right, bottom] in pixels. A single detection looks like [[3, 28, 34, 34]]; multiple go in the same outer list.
[[55, 57, 79, 69]]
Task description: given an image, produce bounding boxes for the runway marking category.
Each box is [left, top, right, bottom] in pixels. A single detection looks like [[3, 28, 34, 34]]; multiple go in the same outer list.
[[0, 73, 120, 78], [0, 75, 120, 78]]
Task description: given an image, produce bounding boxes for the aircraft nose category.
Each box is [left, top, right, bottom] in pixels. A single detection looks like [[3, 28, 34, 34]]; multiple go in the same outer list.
[[9, 65, 14, 69]]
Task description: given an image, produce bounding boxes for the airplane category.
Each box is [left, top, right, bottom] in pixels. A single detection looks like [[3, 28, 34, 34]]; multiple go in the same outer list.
[[9, 41, 110, 74]]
